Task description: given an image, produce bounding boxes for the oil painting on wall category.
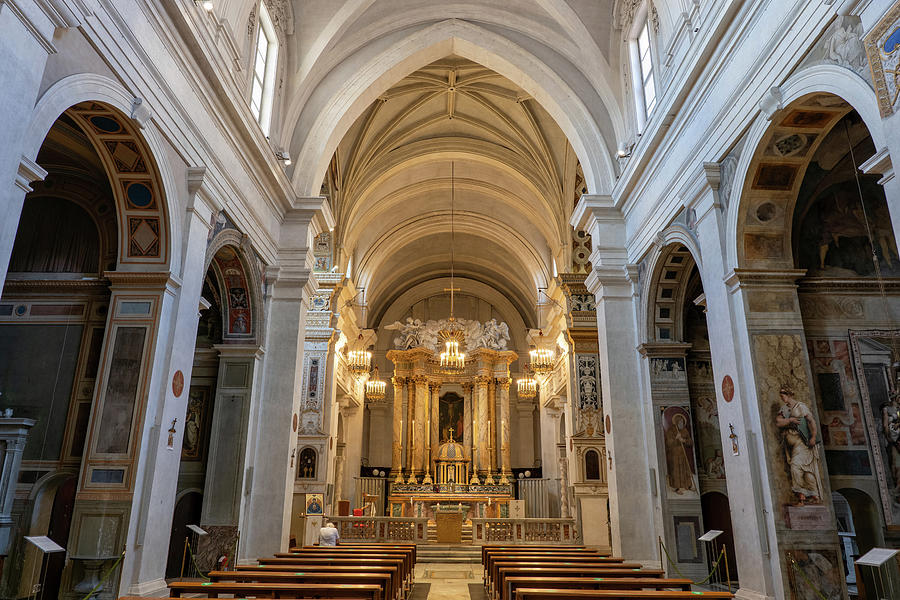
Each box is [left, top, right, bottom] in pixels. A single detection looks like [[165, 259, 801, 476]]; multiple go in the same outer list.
[[660, 406, 699, 497], [849, 330, 900, 528], [439, 393, 464, 443]]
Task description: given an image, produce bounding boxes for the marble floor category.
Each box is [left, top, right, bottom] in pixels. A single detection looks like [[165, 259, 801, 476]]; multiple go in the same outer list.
[[413, 563, 485, 599]]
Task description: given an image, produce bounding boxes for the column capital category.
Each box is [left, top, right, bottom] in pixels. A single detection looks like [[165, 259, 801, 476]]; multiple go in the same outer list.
[[213, 343, 265, 359], [584, 263, 639, 299], [186, 166, 223, 221], [474, 375, 492, 386], [462, 382, 474, 392], [411, 375, 429, 385], [16, 155, 47, 193], [391, 376, 405, 388], [724, 268, 806, 292], [495, 377, 511, 390], [288, 196, 335, 237]]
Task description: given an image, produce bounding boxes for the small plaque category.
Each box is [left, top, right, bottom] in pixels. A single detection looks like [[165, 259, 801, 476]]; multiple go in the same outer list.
[[856, 547, 899, 567], [25, 536, 65, 553], [722, 375, 734, 402], [187, 524, 208, 536], [698, 530, 723, 542], [172, 370, 184, 398], [785, 505, 830, 530]]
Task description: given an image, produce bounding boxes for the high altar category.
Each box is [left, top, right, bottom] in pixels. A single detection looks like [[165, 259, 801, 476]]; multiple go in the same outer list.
[[386, 346, 516, 520]]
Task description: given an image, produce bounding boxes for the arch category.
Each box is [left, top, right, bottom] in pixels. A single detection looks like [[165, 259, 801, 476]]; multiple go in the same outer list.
[[26, 74, 177, 269], [727, 65, 886, 271], [835, 487, 883, 557], [288, 19, 618, 198], [205, 233, 263, 343], [641, 238, 701, 345]]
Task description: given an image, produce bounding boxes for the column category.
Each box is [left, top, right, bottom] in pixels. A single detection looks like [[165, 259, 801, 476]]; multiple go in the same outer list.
[[412, 375, 428, 480], [406, 379, 415, 474], [462, 383, 473, 462], [571, 195, 657, 564], [333, 444, 345, 506], [489, 379, 497, 475], [430, 382, 440, 462], [498, 378, 512, 483], [202, 345, 264, 526], [474, 375, 491, 478], [392, 377, 404, 482], [241, 198, 333, 560], [341, 403, 363, 506], [0, 1, 74, 294]]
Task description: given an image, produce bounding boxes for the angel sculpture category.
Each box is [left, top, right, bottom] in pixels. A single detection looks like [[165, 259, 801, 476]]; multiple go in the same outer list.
[[384, 317, 424, 349]]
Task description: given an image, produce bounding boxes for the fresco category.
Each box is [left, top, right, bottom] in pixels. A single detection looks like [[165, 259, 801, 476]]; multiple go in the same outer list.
[[661, 406, 699, 497]]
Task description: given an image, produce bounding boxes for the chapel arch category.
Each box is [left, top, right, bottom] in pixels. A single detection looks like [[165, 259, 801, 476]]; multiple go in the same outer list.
[[0, 101, 175, 596]]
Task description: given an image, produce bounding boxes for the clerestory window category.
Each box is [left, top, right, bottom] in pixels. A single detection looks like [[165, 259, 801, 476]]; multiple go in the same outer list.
[[251, 2, 278, 134]]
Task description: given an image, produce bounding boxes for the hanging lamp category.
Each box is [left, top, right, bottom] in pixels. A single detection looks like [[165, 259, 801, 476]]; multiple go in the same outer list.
[[517, 365, 538, 400], [347, 333, 371, 378], [529, 291, 555, 377], [439, 162, 466, 375], [365, 366, 386, 401]]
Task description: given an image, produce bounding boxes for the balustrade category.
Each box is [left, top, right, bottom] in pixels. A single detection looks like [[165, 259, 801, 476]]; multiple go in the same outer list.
[[328, 516, 428, 542], [471, 517, 580, 545]]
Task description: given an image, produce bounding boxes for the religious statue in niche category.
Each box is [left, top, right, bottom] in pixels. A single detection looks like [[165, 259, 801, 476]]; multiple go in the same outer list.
[[775, 384, 823, 506], [439, 394, 464, 443], [661, 407, 698, 496]]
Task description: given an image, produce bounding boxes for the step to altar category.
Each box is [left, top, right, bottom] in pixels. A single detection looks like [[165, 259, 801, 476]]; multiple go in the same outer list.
[[417, 544, 481, 563]]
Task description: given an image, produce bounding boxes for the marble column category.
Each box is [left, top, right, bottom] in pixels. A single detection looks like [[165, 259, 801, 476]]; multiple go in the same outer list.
[[498, 378, 512, 483], [241, 198, 333, 560], [463, 383, 474, 462], [0, 1, 73, 296], [341, 403, 364, 505], [474, 375, 491, 477], [412, 376, 428, 479], [333, 444, 346, 506], [392, 377, 404, 482], [571, 195, 657, 564], [406, 379, 415, 474]]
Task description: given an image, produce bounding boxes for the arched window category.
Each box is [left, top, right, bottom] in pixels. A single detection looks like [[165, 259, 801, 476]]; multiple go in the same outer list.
[[628, 11, 657, 131], [251, 2, 279, 134], [298, 447, 317, 479], [585, 449, 601, 481]]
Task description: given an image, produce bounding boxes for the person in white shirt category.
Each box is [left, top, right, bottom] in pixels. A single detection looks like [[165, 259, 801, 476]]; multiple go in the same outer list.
[[319, 521, 340, 546]]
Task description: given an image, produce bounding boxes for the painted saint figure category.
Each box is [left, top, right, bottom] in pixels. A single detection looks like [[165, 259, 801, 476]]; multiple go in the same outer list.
[[881, 389, 900, 503], [665, 411, 696, 494], [775, 384, 822, 505]]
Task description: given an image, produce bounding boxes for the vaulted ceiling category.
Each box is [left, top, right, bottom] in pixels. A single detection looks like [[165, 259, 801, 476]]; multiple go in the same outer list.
[[325, 57, 581, 328]]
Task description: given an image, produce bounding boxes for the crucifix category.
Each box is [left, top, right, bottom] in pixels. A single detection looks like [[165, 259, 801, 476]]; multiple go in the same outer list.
[[447, 426, 456, 443]]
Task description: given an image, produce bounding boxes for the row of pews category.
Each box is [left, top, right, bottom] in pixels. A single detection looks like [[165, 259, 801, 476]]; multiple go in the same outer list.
[[161, 543, 416, 600], [482, 545, 735, 600]]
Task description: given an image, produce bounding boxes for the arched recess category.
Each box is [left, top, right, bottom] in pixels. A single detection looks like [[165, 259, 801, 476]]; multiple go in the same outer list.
[[288, 19, 618, 198], [727, 65, 886, 271], [205, 231, 264, 344], [27, 74, 177, 269]]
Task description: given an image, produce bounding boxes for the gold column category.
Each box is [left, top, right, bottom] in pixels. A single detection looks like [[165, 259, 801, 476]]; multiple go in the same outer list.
[[498, 377, 511, 484], [405, 378, 415, 477], [462, 382, 474, 463], [412, 375, 428, 481], [475, 375, 491, 480], [489, 377, 497, 476], [392, 376, 404, 483], [430, 382, 440, 463]]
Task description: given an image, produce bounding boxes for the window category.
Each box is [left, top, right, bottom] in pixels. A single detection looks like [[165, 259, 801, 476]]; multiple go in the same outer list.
[[585, 449, 601, 480], [637, 20, 656, 116], [250, 2, 278, 134]]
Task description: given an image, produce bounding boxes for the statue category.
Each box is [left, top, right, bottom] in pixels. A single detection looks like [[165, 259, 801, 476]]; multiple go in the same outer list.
[[385, 317, 511, 351], [385, 317, 424, 349]]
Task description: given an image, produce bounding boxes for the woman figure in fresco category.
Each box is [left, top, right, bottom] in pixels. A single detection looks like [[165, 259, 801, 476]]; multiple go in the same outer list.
[[665, 411, 696, 494], [775, 384, 822, 505], [881, 389, 900, 503]]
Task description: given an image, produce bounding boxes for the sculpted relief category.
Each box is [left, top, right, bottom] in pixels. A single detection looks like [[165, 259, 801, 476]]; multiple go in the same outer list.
[[384, 317, 510, 352]]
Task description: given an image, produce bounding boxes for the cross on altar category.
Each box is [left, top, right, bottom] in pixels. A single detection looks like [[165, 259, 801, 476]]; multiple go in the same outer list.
[[447, 427, 455, 442]]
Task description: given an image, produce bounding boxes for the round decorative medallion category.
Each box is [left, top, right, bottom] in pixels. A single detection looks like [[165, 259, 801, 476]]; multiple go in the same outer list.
[[722, 375, 734, 402], [172, 370, 184, 398], [293, 413, 298, 432], [605, 415, 611, 434]]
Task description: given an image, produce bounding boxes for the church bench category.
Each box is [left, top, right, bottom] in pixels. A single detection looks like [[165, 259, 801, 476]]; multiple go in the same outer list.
[[167, 581, 382, 600], [277, 549, 413, 581], [484, 553, 622, 582], [259, 556, 411, 588], [208, 570, 396, 600], [302, 543, 417, 563], [514, 590, 733, 600], [488, 560, 640, 596], [482, 545, 586, 562], [493, 566, 663, 600], [234, 564, 401, 599], [503, 577, 693, 600]]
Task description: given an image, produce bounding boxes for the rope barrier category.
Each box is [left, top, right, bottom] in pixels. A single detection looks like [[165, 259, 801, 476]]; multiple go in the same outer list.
[[78, 550, 125, 600], [658, 538, 727, 586], [186, 538, 210, 580], [786, 553, 829, 600]]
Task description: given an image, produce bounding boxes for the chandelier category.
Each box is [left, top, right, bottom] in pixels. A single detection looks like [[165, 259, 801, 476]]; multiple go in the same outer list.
[[365, 366, 386, 401], [438, 162, 466, 375], [347, 333, 371, 378], [517, 366, 538, 399]]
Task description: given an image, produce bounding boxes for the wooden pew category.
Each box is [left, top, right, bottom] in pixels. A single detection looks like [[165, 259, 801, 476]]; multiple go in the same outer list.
[[488, 560, 638, 597], [494, 566, 664, 600], [279, 548, 414, 577], [167, 581, 382, 600], [267, 552, 412, 586], [303, 543, 417, 564], [515, 590, 733, 600], [485, 553, 622, 586], [504, 576, 692, 600], [481, 545, 587, 562], [258, 556, 407, 582], [208, 570, 396, 600], [235, 564, 402, 599]]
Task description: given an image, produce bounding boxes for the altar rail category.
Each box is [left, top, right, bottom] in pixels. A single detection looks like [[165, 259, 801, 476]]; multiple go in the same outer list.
[[328, 516, 429, 543], [471, 518, 580, 545]]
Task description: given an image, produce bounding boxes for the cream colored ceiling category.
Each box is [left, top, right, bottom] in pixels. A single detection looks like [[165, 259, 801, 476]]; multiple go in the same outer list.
[[326, 57, 580, 329]]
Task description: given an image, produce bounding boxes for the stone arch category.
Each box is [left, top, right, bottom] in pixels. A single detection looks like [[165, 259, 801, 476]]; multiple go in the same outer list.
[[288, 19, 618, 198], [26, 74, 177, 269], [642, 240, 701, 344], [728, 65, 887, 271], [205, 231, 263, 343]]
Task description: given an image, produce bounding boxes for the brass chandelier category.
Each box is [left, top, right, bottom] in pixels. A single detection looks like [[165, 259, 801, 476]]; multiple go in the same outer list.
[[365, 366, 386, 401], [516, 365, 538, 400], [438, 162, 466, 375], [347, 333, 371, 378], [529, 291, 555, 377]]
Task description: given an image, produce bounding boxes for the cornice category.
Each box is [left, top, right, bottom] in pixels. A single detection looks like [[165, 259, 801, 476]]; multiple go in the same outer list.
[[724, 268, 806, 290]]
